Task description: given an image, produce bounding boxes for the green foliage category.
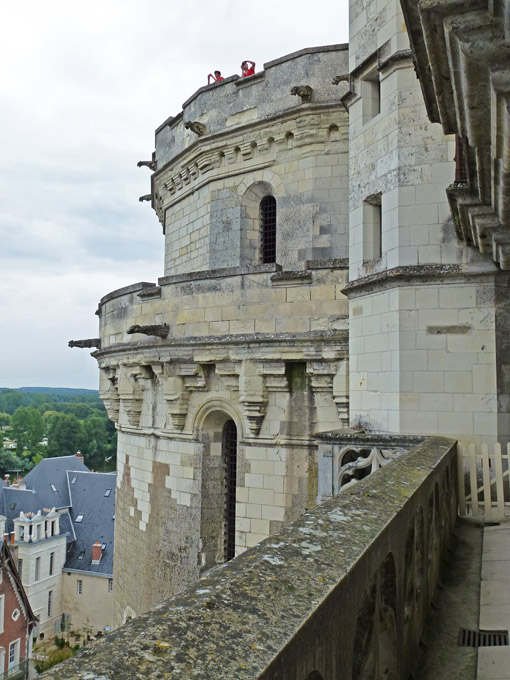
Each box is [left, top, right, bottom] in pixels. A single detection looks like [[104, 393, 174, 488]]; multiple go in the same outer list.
[[11, 408, 45, 453], [0, 413, 11, 427], [46, 413, 83, 457], [33, 646, 75, 673], [0, 450, 31, 477]]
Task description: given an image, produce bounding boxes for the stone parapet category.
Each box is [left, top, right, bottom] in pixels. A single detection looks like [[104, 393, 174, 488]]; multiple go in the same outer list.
[[41, 435, 457, 680]]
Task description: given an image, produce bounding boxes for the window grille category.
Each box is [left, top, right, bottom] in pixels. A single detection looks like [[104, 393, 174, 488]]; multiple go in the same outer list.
[[222, 420, 237, 562], [49, 552, 54, 576], [260, 196, 276, 264], [47, 590, 53, 617]]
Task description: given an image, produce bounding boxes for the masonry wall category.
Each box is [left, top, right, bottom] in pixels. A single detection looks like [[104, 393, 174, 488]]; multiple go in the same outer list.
[[345, 0, 505, 444], [62, 572, 113, 636]]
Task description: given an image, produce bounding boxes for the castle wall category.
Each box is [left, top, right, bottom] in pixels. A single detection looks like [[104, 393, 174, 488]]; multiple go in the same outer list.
[[345, 0, 505, 444], [152, 47, 350, 275]]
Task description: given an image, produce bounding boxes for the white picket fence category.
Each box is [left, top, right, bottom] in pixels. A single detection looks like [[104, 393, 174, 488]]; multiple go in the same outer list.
[[457, 442, 510, 520]]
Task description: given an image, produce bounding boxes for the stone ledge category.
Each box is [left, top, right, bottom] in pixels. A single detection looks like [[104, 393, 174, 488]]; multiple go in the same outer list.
[[40, 435, 456, 680], [157, 263, 281, 287], [98, 282, 157, 307]]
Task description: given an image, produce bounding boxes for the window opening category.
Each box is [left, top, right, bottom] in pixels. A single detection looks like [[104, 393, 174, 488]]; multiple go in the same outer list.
[[35, 557, 40, 582], [49, 552, 54, 576], [363, 193, 382, 261], [47, 590, 52, 617], [361, 68, 380, 123], [222, 420, 238, 562], [70, 477, 77, 485], [75, 514, 84, 523], [104, 489, 111, 497], [260, 196, 276, 264], [78, 551, 84, 560], [50, 484, 57, 493], [17, 559, 22, 581]]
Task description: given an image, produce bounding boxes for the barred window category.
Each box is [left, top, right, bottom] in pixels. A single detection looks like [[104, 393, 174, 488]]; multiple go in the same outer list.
[[260, 196, 276, 264], [222, 420, 237, 562]]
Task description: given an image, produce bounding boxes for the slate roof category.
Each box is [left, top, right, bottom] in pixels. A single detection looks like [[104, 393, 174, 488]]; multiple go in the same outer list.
[[22, 455, 89, 509], [64, 471, 115, 576]]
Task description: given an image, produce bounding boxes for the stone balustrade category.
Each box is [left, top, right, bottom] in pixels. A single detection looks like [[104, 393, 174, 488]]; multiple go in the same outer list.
[[41, 435, 457, 680]]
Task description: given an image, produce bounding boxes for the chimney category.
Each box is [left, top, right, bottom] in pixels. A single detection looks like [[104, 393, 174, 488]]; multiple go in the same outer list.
[[4, 475, 9, 487], [10, 532, 15, 545], [75, 452, 84, 462], [91, 542, 102, 565]]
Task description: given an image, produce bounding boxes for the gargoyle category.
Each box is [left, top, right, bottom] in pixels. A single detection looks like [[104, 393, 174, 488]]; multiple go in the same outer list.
[[127, 324, 170, 339], [332, 74, 349, 85], [137, 160, 157, 171], [184, 121, 206, 136], [290, 85, 313, 102], [68, 338, 101, 349], [139, 194, 152, 202]]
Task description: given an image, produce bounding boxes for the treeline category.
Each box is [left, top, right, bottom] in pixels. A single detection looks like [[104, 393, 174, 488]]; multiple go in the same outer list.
[[0, 389, 116, 477]]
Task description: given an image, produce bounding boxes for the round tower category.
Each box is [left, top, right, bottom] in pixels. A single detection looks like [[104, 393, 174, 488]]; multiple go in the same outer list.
[[95, 44, 351, 625]]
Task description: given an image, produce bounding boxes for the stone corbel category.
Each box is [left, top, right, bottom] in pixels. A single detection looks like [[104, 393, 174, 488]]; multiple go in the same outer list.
[[307, 362, 335, 392], [239, 362, 267, 436], [215, 362, 240, 391], [332, 360, 349, 428], [260, 361, 287, 392], [162, 367, 189, 432], [117, 365, 151, 427], [99, 366, 120, 423]]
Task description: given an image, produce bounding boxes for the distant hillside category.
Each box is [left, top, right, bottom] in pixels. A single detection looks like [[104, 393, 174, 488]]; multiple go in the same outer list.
[[0, 387, 98, 396]]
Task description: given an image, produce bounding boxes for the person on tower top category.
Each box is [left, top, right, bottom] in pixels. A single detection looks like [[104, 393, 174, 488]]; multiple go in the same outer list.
[[241, 60, 256, 77], [208, 70, 224, 84]]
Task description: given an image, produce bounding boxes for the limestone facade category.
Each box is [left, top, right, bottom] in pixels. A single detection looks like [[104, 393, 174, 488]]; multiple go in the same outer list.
[[95, 46, 352, 624], [344, 0, 509, 445]]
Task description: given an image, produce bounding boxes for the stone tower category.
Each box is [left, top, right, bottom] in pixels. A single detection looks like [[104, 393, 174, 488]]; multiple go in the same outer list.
[[344, 0, 508, 445], [95, 46, 351, 625]]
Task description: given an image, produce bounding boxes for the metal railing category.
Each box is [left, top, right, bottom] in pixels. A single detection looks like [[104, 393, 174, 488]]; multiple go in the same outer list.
[[0, 659, 29, 680]]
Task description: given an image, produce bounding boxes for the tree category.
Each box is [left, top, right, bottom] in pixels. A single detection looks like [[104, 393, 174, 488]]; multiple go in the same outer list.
[[11, 408, 45, 454], [46, 413, 83, 457], [81, 417, 108, 469], [0, 413, 11, 428], [0, 450, 30, 477]]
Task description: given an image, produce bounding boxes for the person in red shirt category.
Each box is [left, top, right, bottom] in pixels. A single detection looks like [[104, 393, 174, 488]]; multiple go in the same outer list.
[[208, 70, 224, 84], [241, 60, 256, 77]]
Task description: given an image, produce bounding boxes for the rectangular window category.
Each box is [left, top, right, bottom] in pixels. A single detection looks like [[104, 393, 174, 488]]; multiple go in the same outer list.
[[17, 559, 22, 581], [363, 193, 382, 261], [35, 556, 40, 582], [47, 590, 53, 617], [77, 580, 83, 596], [49, 552, 54, 576], [0, 594, 4, 634], [361, 68, 380, 123]]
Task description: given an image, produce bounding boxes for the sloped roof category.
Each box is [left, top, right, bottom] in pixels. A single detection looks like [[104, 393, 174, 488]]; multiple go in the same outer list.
[[64, 471, 115, 576], [22, 455, 89, 509]]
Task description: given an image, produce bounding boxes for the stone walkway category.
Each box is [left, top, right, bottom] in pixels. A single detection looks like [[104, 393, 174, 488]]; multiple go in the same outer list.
[[478, 523, 510, 679]]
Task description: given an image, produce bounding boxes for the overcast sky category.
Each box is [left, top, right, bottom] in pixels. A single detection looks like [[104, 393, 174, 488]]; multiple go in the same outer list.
[[0, 1, 349, 390]]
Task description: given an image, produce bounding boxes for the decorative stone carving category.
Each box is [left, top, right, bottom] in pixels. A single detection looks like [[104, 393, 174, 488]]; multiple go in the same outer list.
[[139, 194, 151, 202], [332, 74, 349, 85], [137, 160, 157, 171], [239, 361, 267, 436], [117, 365, 152, 427], [291, 85, 313, 102], [336, 446, 406, 491], [99, 366, 120, 423], [68, 338, 101, 349], [127, 324, 170, 338], [162, 363, 207, 432], [184, 121, 206, 136]]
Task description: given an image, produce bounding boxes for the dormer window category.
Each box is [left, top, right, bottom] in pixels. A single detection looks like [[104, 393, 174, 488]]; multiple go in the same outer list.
[[78, 551, 84, 560], [104, 489, 111, 497], [75, 515, 84, 523]]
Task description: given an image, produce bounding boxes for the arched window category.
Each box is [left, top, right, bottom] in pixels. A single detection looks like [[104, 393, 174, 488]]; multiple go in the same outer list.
[[222, 419, 238, 561], [260, 195, 277, 264]]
